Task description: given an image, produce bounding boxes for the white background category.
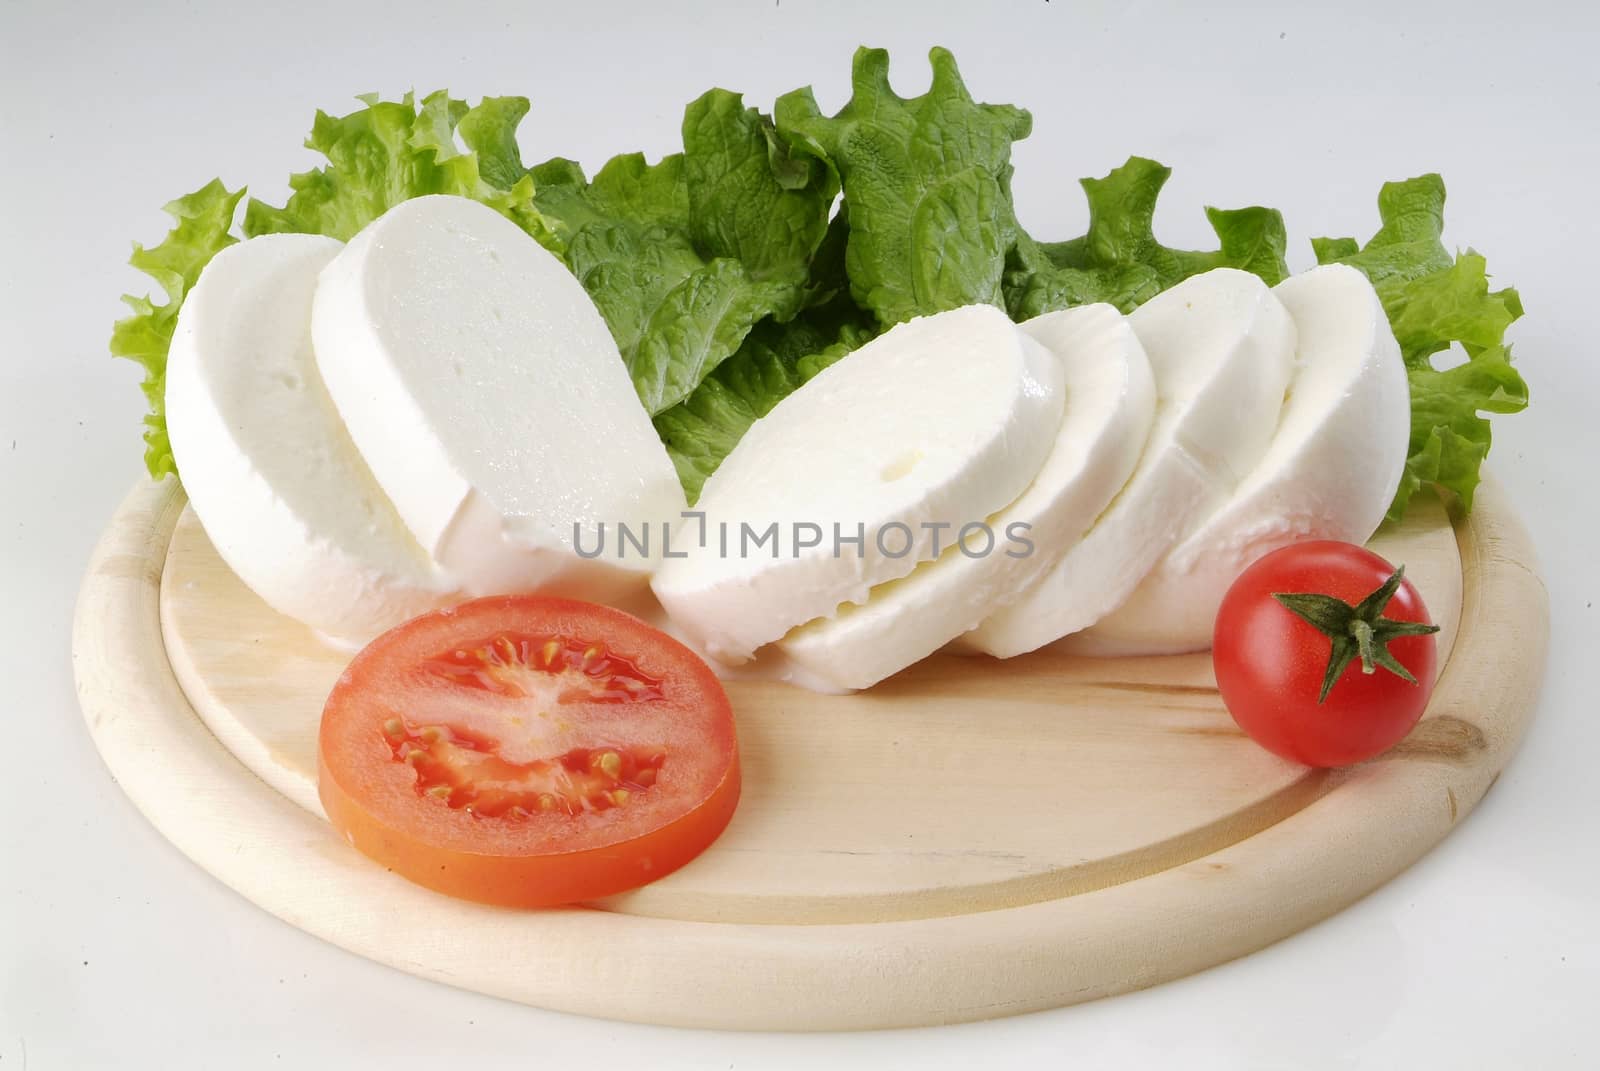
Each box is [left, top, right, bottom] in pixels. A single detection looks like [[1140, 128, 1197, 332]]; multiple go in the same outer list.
[[4, 0, 1597, 1066]]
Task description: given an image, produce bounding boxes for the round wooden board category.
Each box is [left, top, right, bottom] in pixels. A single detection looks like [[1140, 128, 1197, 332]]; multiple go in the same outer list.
[[73, 476, 1546, 1030]]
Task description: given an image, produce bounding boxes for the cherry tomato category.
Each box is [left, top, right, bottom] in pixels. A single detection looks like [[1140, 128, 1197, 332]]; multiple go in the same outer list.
[[318, 595, 740, 907], [1212, 541, 1439, 767]]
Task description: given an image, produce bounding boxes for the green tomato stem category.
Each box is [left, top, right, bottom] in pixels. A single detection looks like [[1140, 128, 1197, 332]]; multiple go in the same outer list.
[[1352, 619, 1378, 674], [1272, 565, 1441, 705]]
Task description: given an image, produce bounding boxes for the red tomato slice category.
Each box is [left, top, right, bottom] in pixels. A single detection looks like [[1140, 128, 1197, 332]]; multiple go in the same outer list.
[[318, 595, 740, 908]]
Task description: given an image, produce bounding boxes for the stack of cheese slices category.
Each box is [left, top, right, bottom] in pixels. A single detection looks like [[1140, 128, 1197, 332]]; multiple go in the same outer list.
[[168, 194, 1409, 690], [166, 196, 686, 647]]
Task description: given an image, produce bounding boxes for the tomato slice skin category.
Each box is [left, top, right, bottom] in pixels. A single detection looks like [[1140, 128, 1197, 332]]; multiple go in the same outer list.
[[1212, 541, 1439, 768], [318, 595, 740, 908]]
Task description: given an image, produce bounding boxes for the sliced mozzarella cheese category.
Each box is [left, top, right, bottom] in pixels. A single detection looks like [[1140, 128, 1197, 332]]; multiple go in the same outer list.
[[166, 234, 457, 645], [311, 195, 686, 600], [964, 268, 1297, 658], [651, 305, 1066, 665], [1072, 264, 1410, 654], [776, 304, 1155, 690]]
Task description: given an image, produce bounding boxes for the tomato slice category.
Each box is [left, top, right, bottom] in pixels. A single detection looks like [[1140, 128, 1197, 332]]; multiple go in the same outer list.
[[318, 595, 740, 908]]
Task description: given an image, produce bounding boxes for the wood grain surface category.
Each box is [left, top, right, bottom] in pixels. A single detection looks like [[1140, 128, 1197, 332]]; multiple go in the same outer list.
[[74, 476, 1544, 1029]]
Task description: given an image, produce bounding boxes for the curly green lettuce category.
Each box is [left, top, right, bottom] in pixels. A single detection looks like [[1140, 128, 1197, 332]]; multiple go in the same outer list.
[[533, 91, 837, 414], [1004, 156, 1289, 317], [684, 89, 838, 283], [1313, 174, 1527, 520], [776, 47, 1032, 327], [243, 91, 551, 246]]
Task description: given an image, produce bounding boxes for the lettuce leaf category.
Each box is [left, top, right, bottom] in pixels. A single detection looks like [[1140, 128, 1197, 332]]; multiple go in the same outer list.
[[110, 180, 245, 478], [775, 47, 1032, 327], [684, 89, 838, 282], [539, 153, 795, 414], [566, 220, 799, 414], [1004, 156, 1289, 317], [1313, 175, 1527, 520], [456, 95, 538, 190], [243, 91, 552, 247], [534, 92, 836, 414]]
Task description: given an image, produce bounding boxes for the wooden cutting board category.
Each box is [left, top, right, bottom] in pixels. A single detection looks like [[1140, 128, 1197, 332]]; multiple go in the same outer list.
[[73, 476, 1546, 1030]]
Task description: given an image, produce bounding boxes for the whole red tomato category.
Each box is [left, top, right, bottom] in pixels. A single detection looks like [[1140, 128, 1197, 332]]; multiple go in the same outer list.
[[1212, 541, 1440, 767]]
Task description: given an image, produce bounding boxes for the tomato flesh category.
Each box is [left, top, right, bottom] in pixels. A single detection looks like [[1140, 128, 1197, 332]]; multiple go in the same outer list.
[[318, 595, 740, 908], [1212, 541, 1439, 768], [386, 721, 666, 819]]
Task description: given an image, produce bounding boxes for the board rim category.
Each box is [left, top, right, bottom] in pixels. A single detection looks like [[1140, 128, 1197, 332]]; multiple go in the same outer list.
[[72, 475, 1547, 1030]]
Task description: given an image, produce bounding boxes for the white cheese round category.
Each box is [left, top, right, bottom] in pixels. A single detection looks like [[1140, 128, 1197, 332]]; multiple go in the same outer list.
[[651, 304, 1066, 665], [775, 304, 1155, 690], [1072, 264, 1410, 654], [165, 234, 457, 645], [965, 268, 1298, 658], [310, 195, 687, 602]]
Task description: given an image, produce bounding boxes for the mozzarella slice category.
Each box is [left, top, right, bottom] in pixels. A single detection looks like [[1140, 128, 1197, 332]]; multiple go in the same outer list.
[[166, 234, 457, 645], [776, 304, 1154, 690], [1072, 264, 1410, 654], [651, 305, 1066, 665], [965, 269, 1297, 658], [311, 195, 686, 601]]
